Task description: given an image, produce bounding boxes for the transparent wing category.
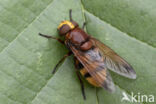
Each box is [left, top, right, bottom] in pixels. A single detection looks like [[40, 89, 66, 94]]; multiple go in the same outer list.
[[91, 38, 136, 79]]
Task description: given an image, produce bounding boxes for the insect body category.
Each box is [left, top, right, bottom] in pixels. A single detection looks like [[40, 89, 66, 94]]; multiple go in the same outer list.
[[39, 10, 137, 100]]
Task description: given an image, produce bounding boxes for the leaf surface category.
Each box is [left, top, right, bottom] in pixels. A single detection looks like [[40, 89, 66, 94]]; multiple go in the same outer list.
[[0, 0, 155, 104]]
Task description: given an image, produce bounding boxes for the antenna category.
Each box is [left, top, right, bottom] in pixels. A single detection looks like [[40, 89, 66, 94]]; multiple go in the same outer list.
[[69, 9, 73, 21]]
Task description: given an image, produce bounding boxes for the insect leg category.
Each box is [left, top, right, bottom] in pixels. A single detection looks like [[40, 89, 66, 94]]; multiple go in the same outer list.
[[52, 51, 72, 74], [39, 33, 64, 44], [82, 22, 87, 30], [76, 71, 86, 100]]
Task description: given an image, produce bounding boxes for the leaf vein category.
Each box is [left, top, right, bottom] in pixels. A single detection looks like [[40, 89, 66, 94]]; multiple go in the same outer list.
[[0, 0, 54, 54]]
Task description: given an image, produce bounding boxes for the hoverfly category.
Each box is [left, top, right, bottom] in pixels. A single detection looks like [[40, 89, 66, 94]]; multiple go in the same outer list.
[[39, 9, 137, 100]]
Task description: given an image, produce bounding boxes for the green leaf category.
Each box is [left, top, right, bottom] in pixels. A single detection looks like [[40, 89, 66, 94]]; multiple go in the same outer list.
[[0, 0, 155, 104], [82, 0, 156, 47]]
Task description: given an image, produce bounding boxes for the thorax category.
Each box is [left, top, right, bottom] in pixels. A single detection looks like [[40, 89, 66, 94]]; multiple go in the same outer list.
[[65, 28, 93, 51]]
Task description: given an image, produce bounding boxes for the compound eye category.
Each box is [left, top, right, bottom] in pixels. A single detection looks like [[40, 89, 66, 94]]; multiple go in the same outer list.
[[71, 21, 78, 27], [58, 24, 71, 35]]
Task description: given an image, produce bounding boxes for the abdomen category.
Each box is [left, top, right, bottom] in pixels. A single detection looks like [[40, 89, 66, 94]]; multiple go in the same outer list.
[[75, 58, 100, 87]]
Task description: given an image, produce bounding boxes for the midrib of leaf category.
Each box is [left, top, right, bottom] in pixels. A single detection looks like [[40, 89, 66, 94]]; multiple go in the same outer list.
[[0, 0, 54, 54], [80, 1, 101, 104], [95, 88, 99, 104]]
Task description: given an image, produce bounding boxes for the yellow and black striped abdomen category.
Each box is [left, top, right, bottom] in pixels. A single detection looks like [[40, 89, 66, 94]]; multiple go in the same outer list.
[[75, 59, 100, 87]]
